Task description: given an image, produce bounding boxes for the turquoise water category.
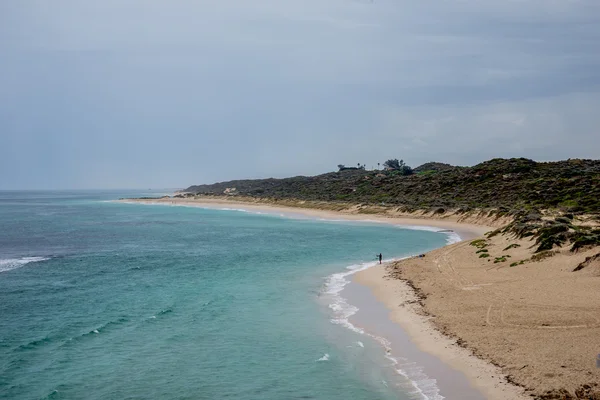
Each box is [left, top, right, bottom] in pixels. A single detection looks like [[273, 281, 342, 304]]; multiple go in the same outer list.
[[0, 191, 450, 399]]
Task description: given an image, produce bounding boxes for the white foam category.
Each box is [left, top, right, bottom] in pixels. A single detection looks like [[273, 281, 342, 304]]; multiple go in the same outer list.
[[356, 341, 364, 348], [317, 353, 330, 361], [217, 207, 257, 213], [322, 256, 447, 400], [0, 257, 50, 273], [444, 231, 462, 245]]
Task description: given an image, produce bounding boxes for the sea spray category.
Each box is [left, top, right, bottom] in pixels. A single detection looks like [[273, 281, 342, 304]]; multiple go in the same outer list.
[[0, 256, 49, 273]]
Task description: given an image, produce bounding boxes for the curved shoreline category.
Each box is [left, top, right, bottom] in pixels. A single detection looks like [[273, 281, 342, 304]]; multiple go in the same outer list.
[[117, 198, 522, 398], [352, 264, 527, 400], [116, 197, 491, 239]]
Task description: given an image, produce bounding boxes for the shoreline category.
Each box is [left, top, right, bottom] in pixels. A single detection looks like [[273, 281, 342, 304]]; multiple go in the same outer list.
[[117, 197, 491, 239], [118, 197, 524, 399], [344, 281, 490, 400], [352, 265, 527, 400]]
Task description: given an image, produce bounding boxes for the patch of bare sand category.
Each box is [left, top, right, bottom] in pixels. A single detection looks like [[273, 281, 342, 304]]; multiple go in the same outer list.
[[357, 233, 600, 399]]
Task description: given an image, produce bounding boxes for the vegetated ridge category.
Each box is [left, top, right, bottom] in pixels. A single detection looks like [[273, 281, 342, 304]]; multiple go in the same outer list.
[[185, 158, 600, 215]]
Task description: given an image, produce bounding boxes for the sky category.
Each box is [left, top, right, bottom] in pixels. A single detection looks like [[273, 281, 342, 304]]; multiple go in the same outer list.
[[1, 0, 600, 189]]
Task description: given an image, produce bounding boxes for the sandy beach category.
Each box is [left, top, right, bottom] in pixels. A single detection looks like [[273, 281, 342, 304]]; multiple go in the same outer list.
[[121, 197, 600, 399], [121, 196, 498, 237], [355, 226, 600, 399]]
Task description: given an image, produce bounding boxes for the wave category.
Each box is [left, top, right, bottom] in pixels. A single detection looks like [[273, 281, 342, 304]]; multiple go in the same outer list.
[[0, 256, 50, 273], [79, 317, 129, 338], [120, 200, 271, 216], [121, 201, 466, 246], [387, 224, 462, 245], [16, 336, 53, 351], [18, 316, 131, 353], [217, 207, 260, 213], [145, 306, 176, 322], [317, 353, 330, 362], [322, 257, 444, 400], [42, 389, 62, 399], [444, 231, 462, 245]]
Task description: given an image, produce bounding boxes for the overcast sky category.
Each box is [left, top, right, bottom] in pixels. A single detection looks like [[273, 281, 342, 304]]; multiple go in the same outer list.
[[1, 0, 600, 189]]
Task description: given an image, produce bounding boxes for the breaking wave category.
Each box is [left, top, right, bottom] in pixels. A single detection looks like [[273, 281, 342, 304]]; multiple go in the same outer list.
[[0, 257, 50, 273]]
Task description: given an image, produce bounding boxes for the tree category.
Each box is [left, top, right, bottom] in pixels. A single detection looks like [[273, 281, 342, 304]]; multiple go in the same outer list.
[[383, 159, 404, 170], [383, 159, 413, 176], [338, 164, 345, 171], [400, 165, 414, 176]]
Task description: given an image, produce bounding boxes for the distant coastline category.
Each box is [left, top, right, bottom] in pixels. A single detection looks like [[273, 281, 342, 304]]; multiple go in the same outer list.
[[118, 196, 494, 238]]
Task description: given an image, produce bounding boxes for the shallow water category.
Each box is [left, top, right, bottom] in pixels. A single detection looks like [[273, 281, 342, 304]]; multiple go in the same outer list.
[[0, 191, 450, 399]]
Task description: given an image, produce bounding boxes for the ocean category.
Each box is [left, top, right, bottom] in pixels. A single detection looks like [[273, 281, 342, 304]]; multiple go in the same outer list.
[[0, 191, 453, 399]]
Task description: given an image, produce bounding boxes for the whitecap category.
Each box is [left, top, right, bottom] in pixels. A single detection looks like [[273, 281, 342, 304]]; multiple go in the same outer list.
[[317, 353, 330, 361], [0, 257, 50, 273], [356, 341, 364, 348]]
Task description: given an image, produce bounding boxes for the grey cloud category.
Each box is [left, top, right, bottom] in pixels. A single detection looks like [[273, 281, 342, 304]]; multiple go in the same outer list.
[[1, 1, 599, 189]]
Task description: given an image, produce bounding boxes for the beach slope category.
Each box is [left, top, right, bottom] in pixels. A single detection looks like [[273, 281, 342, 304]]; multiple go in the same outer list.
[[356, 232, 600, 399]]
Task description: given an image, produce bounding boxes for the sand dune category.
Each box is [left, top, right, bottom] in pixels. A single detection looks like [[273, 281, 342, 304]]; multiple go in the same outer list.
[[357, 232, 600, 399]]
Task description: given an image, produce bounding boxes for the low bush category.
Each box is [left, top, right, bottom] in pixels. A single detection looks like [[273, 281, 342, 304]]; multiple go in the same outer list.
[[570, 233, 600, 252], [531, 251, 558, 262], [470, 239, 488, 249]]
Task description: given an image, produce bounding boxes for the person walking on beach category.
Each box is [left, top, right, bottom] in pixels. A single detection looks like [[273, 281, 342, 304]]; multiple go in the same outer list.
[[378, 253, 382, 264]]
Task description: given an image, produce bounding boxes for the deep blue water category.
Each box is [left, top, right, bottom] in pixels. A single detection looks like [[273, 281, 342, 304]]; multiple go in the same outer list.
[[0, 191, 449, 399]]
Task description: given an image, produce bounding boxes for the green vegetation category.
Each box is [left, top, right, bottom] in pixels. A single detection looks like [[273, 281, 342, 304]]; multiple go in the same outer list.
[[479, 253, 490, 258], [570, 230, 600, 252], [413, 162, 456, 174], [531, 251, 559, 262], [510, 260, 526, 267], [476, 249, 489, 254], [534, 223, 570, 252], [470, 239, 488, 249], [183, 158, 600, 256], [486, 210, 600, 253], [185, 158, 600, 214], [383, 159, 413, 176], [503, 243, 521, 251]]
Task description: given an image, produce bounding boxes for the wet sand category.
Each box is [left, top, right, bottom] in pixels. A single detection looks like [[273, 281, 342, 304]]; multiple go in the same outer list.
[[345, 281, 488, 399]]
